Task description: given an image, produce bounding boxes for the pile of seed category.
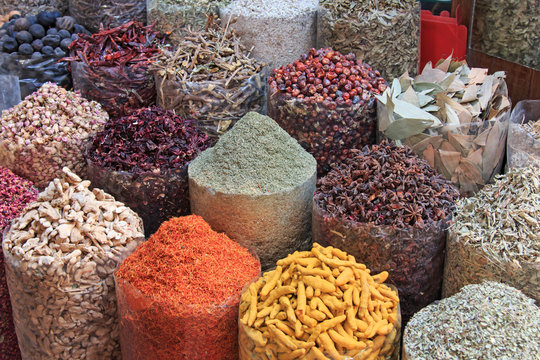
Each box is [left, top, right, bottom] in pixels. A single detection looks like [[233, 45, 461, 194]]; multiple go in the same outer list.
[[220, 0, 318, 69], [0, 167, 38, 360], [404, 282, 540, 359], [315, 141, 459, 229], [189, 112, 316, 195], [3, 167, 144, 359], [0, 82, 108, 188]]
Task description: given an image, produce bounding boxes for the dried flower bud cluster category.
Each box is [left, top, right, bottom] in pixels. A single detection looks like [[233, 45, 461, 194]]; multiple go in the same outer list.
[[268, 48, 386, 174], [2, 167, 144, 359], [315, 141, 460, 229], [269, 48, 386, 108], [0, 82, 108, 188]]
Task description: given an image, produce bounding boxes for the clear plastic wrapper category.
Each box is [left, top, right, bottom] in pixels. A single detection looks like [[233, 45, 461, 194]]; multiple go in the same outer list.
[[3, 229, 143, 359], [155, 71, 266, 137], [471, 0, 539, 70], [0, 53, 71, 99], [506, 100, 540, 170], [87, 159, 191, 237], [115, 258, 260, 360], [378, 103, 510, 197], [71, 60, 155, 119], [317, 1, 420, 79], [0, 74, 21, 111], [69, 0, 147, 33], [312, 202, 448, 322], [268, 90, 377, 175], [147, 0, 230, 45]]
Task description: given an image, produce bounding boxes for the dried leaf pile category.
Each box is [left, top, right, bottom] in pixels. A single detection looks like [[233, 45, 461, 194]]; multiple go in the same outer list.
[[377, 57, 511, 195], [152, 15, 265, 136], [472, 0, 539, 70], [507, 100, 540, 170], [317, 0, 420, 79], [443, 166, 540, 303]]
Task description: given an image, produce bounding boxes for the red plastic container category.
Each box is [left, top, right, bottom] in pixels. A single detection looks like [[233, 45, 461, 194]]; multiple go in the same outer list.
[[420, 9, 467, 71]]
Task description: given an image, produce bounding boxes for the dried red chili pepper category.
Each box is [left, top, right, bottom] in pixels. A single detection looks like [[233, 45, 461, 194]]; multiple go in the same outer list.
[[0, 167, 38, 360], [115, 215, 260, 360], [86, 106, 213, 236], [63, 21, 167, 118]]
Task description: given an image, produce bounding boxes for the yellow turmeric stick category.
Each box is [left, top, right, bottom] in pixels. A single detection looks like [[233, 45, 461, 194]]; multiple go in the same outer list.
[[295, 257, 321, 268], [268, 324, 298, 350], [243, 326, 267, 347], [297, 280, 307, 315], [303, 276, 336, 293], [308, 308, 327, 321], [308, 346, 330, 360], [261, 266, 283, 299], [277, 251, 311, 266], [274, 320, 295, 337], [317, 332, 341, 360], [335, 268, 354, 286], [371, 271, 389, 284], [343, 286, 353, 307], [278, 348, 306, 360], [248, 285, 258, 326], [306, 286, 314, 299], [297, 265, 332, 278], [269, 303, 281, 319], [331, 247, 349, 260], [317, 314, 346, 333], [346, 307, 358, 331], [260, 286, 296, 308], [328, 329, 367, 350]]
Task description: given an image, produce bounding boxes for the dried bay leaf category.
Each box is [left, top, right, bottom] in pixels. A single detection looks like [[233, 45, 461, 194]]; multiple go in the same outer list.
[[435, 53, 453, 72], [467, 68, 488, 84], [478, 75, 494, 110], [434, 149, 451, 179], [460, 85, 480, 103], [440, 140, 457, 152], [423, 144, 435, 168], [440, 149, 461, 175], [458, 158, 484, 185], [384, 118, 434, 140], [415, 67, 447, 83], [448, 133, 473, 156], [401, 86, 420, 107], [474, 127, 491, 146], [482, 121, 504, 181], [466, 147, 483, 168], [411, 135, 443, 154]]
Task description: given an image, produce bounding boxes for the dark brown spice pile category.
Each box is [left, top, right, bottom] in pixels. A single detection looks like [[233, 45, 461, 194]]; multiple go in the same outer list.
[[0, 167, 38, 360], [87, 106, 212, 173], [315, 141, 459, 229]]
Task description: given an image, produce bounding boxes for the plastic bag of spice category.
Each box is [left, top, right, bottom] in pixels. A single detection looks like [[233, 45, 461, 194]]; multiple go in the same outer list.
[[71, 60, 155, 119], [156, 72, 266, 137], [2, 168, 145, 359], [0, 52, 71, 99], [317, 0, 421, 79], [238, 244, 402, 360], [267, 48, 386, 175], [69, 0, 147, 33], [506, 100, 540, 170], [65, 21, 166, 119], [147, 0, 230, 46], [115, 215, 261, 360]]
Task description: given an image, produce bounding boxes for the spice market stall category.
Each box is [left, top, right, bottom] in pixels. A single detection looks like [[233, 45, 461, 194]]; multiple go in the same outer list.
[[313, 141, 459, 322], [152, 16, 265, 137], [3, 168, 144, 359], [189, 112, 316, 270], [238, 243, 402, 360], [115, 215, 260, 360]]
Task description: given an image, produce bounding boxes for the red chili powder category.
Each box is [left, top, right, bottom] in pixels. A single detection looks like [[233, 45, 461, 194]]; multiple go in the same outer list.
[[0, 167, 38, 360], [116, 215, 260, 359]]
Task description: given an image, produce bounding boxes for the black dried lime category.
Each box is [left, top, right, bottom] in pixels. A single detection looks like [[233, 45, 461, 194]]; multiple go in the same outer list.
[[46, 28, 58, 36], [2, 38, 18, 53], [58, 29, 71, 39], [14, 18, 30, 31], [31, 52, 43, 60], [18, 43, 33, 55], [31, 39, 43, 51], [42, 34, 60, 48], [41, 45, 54, 56], [29, 24, 45, 39], [60, 38, 72, 51], [15, 31, 33, 44], [53, 47, 66, 58], [37, 11, 56, 27]]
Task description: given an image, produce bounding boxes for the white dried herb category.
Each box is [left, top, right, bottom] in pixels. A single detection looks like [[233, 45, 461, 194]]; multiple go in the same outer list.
[[443, 166, 540, 302], [318, 0, 420, 79], [404, 282, 540, 360]]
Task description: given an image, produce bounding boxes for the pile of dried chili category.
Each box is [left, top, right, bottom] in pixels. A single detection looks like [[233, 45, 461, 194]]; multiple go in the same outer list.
[[115, 215, 260, 360], [64, 21, 167, 118], [86, 106, 213, 236]]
